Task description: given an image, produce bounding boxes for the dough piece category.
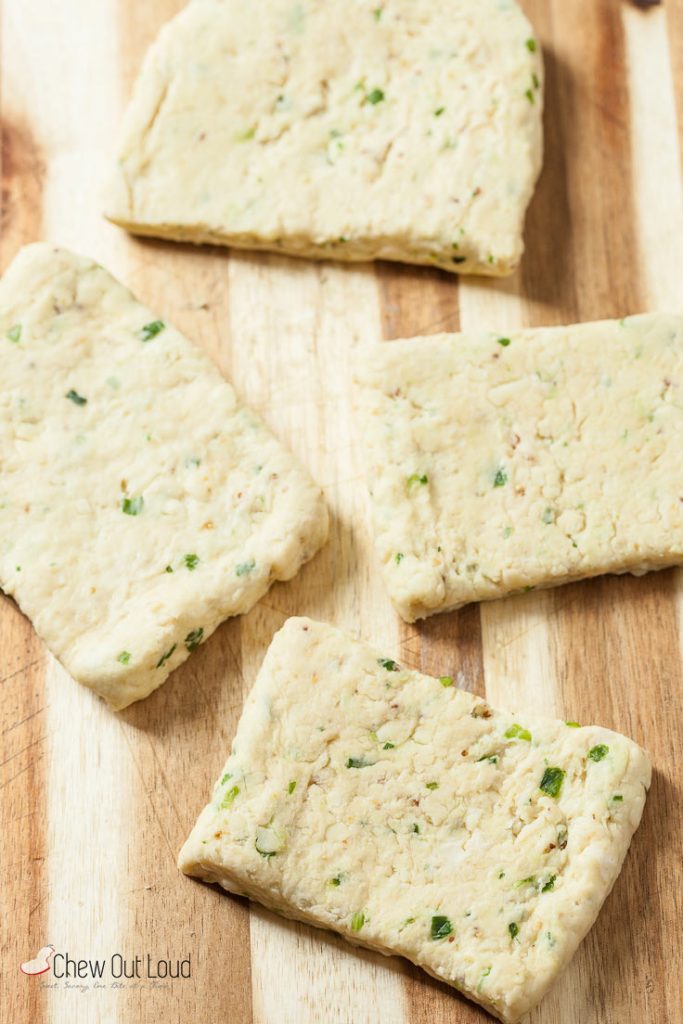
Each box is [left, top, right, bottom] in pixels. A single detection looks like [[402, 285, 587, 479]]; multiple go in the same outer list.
[[353, 315, 683, 621], [0, 245, 328, 709], [105, 0, 543, 276], [179, 617, 650, 1023]]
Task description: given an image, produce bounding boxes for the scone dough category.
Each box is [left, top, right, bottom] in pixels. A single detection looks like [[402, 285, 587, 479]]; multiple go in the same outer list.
[[0, 245, 328, 708], [106, 0, 543, 276], [353, 315, 683, 620], [180, 617, 650, 1024]]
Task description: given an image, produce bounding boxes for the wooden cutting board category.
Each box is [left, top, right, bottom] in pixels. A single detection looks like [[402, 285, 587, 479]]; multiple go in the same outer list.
[[2, 1, 682, 1021]]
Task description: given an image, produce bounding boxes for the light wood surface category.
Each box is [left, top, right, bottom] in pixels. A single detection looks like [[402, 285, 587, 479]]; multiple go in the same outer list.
[[1, 1, 682, 1022]]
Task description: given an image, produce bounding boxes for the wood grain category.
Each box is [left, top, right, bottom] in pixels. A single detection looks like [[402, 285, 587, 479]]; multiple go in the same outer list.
[[1, 0, 682, 1022]]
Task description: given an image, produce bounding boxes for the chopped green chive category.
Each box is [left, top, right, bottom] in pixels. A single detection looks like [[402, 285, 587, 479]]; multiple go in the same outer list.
[[6, 324, 22, 343], [612, 794, 623, 802], [541, 875, 556, 892], [220, 785, 239, 808], [526, 38, 537, 52], [497, 337, 511, 347], [184, 627, 204, 652], [439, 675, 454, 687], [434, 106, 445, 117], [235, 559, 256, 576], [412, 823, 420, 834], [351, 911, 365, 932], [165, 565, 174, 573], [377, 657, 399, 671], [66, 389, 87, 405], [383, 742, 395, 750], [117, 651, 131, 665], [588, 744, 609, 762], [184, 553, 199, 570], [542, 507, 555, 524], [532, 72, 540, 90], [425, 781, 439, 791], [139, 320, 165, 342], [122, 495, 144, 516], [430, 915, 452, 940], [156, 643, 177, 669], [565, 721, 581, 728], [288, 780, 297, 794], [505, 723, 531, 742], [373, 6, 382, 19], [407, 473, 429, 489], [477, 966, 492, 993], [525, 88, 534, 104], [493, 468, 508, 487], [540, 766, 565, 799], [395, 552, 404, 564], [514, 876, 536, 889], [220, 772, 232, 785], [366, 88, 385, 105], [452, 255, 467, 264], [346, 756, 373, 769], [509, 922, 519, 940], [330, 876, 342, 887]]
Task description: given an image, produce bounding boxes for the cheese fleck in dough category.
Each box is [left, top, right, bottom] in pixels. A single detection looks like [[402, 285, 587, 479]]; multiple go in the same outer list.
[[179, 617, 650, 1024], [0, 245, 328, 709], [106, 0, 543, 276], [353, 315, 683, 621]]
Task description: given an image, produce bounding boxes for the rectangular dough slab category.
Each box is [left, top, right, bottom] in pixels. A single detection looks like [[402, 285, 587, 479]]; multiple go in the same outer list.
[[353, 314, 683, 621], [0, 245, 328, 709], [179, 616, 650, 1024], [105, 0, 543, 276]]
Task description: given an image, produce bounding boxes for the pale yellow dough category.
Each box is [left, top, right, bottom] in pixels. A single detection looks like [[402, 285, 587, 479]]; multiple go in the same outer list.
[[0, 245, 328, 709], [179, 617, 650, 1024], [353, 315, 683, 621], [106, 0, 543, 276]]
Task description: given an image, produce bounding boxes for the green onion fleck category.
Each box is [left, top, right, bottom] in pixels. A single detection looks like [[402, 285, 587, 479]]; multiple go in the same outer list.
[[430, 915, 452, 940], [505, 723, 531, 742], [588, 744, 608, 762], [412, 823, 420, 834], [434, 106, 445, 117], [383, 742, 395, 750], [612, 794, 623, 802], [425, 781, 439, 791], [509, 922, 519, 940], [541, 875, 556, 892], [122, 496, 144, 516], [351, 911, 365, 932], [395, 552, 404, 564], [526, 38, 537, 53], [220, 785, 239, 808], [6, 324, 22, 343], [565, 721, 581, 728], [366, 88, 385, 105], [288, 780, 297, 794], [117, 651, 131, 665], [497, 337, 511, 347], [439, 676, 454, 687], [184, 553, 199, 570], [525, 88, 534, 104], [407, 473, 429, 489], [155, 643, 177, 669], [235, 559, 256, 576], [65, 389, 87, 406], [346, 756, 373, 769], [184, 627, 204, 652], [330, 875, 342, 887], [220, 773, 232, 785], [139, 320, 165, 342], [540, 766, 565, 798], [493, 468, 508, 488], [377, 657, 399, 671]]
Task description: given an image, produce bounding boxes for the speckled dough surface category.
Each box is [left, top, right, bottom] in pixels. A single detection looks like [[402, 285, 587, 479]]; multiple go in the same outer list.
[[179, 617, 650, 1024], [353, 314, 683, 621], [106, 0, 543, 276], [0, 245, 328, 709]]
